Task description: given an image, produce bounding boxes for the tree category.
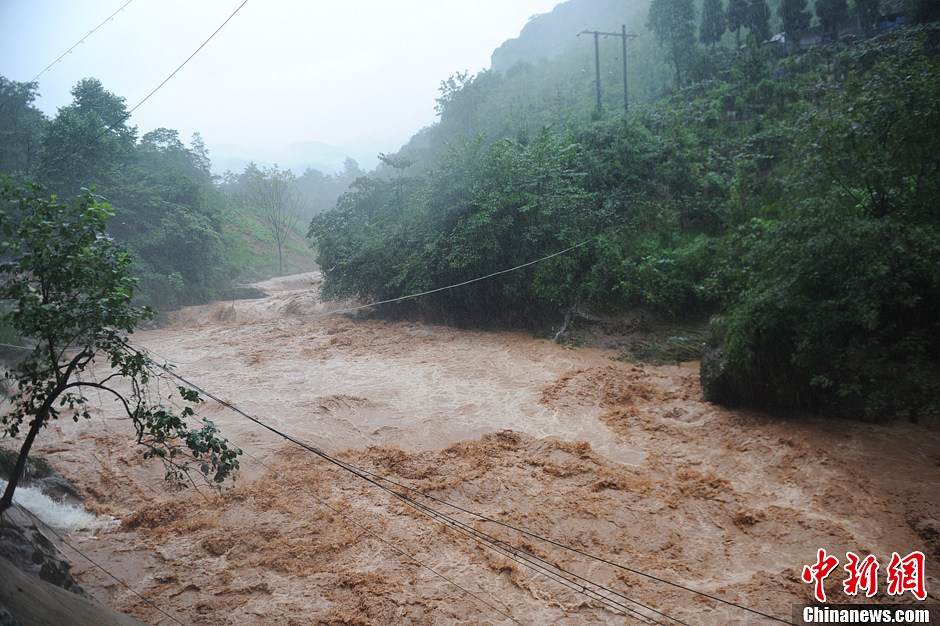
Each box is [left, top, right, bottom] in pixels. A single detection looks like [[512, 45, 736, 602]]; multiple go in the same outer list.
[[911, 0, 940, 23], [341, 157, 364, 181], [378, 151, 416, 212], [726, 0, 750, 45], [702, 42, 940, 422], [816, 0, 848, 41], [116, 127, 227, 308], [0, 77, 45, 176], [778, 0, 812, 48], [242, 164, 302, 275], [854, 0, 880, 36], [0, 181, 240, 513], [647, 0, 698, 88], [701, 0, 727, 46], [745, 0, 772, 42], [36, 79, 136, 198], [435, 71, 475, 118]]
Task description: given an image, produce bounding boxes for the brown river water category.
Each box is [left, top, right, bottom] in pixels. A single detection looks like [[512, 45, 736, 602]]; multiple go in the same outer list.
[[27, 273, 940, 625]]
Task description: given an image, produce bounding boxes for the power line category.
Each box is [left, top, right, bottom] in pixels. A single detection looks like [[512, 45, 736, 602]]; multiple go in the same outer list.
[[137, 235, 597, 366], [0, 415, 525, 626], [314, 236, 594, 317], [348, 461, 797, 625], [144, 356, 789, 625], [37, 0, 250, 171], [121, 0, 249, 124], [9, 272, 789, 622], [232, 445, 526, 625], [0, 342, 35, 351], [141, 356, 676, 623], [28, 0, 137, 84], [257, 426, 677, 624], [120, 242, 798, 622], [334, 459, 682, 625], [578, 27, 638, 113], [2, 502, 188, 626]]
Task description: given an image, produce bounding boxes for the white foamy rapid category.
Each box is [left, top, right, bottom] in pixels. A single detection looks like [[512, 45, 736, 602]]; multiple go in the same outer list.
[[0, 478, 98, 531]]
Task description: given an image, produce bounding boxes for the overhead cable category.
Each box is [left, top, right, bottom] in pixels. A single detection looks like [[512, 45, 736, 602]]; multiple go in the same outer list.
[[142, 357, 726, 625], [2, 502, 188, 626], [143, 353, 796, 625], [138, 235, 597, 366], [320, 236, 595, 317], [30, 0, 249, 177], [28, 0, 137, 84], [119, 0, 249, 124], [325, 451, 798, 625], [233, 445, 526, 625]]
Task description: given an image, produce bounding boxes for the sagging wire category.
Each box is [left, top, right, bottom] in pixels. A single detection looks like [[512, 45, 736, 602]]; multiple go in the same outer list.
[[232, 444, 527, 625], [1, 501, 188, 626], [147, 358, 691, 625]]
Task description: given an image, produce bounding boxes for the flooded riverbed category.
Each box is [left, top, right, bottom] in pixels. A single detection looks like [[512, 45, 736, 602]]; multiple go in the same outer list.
[[27, 273, 939, 625]]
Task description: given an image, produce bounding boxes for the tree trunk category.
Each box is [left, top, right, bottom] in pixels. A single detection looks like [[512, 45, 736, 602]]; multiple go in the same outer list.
[[0, 410, 47, 514]]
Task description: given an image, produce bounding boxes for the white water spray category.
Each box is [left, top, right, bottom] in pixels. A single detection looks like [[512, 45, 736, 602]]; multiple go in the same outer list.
[[0, 479, 98, 532]]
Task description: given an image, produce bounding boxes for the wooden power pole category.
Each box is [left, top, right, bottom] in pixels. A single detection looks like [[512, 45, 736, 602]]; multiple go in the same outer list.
[[579, 26, 638, 113]]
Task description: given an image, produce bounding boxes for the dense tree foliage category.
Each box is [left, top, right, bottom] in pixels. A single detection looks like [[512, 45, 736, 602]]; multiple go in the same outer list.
[[36, 79, 136, 199], [745, 0, 772, 42], [295, 158, 364, 219], [312, 21, 940, 422], [703, 29, 940, 421], [778, 0, 812, 43], [0, 181, 240, 512], [0, 78, 43, 176], [647, 0, 698, 87], [311, 130, 600, 325], [817, 0, 849, 41], [0, 75, 319, 310], [726, 0, 751, 45], [855, 0, 882, 36], [700, 0, 727, 46]]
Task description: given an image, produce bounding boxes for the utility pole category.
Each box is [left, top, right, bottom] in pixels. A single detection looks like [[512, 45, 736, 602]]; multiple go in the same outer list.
[[579, 26, 638, 113]]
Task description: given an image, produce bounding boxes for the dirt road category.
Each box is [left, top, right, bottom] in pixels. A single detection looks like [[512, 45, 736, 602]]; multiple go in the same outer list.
[[31, 273, 940, 625]]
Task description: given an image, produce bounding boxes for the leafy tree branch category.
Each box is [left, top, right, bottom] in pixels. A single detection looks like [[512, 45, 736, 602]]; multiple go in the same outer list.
[[0, 180, 240, 513]]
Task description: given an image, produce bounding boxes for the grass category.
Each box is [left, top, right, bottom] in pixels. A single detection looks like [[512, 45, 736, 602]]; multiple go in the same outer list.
[[221, 211, 319, 283], [627, 325, 709, 364], [567, 309, 710, 364]]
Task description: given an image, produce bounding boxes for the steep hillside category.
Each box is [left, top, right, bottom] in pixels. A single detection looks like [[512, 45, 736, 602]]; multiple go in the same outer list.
[[316, 18, 940, 421], [491, 0, 646, 72]]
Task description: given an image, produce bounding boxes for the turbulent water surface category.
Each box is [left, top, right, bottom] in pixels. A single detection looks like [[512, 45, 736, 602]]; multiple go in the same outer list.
[[27, 273, 940, 625]]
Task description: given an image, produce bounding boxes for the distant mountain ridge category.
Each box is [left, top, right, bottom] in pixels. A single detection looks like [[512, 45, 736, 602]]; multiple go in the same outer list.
[[490, 0, 645, 73], [211, 140, 383, 176]]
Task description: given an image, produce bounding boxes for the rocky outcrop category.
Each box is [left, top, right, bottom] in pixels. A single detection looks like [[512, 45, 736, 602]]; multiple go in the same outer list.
[[700, 343, 737, 406], [0, 554, 148, 626], [219, 284, 267, 301], [0, 503, 87, 598], [0, 461, 147, 626]]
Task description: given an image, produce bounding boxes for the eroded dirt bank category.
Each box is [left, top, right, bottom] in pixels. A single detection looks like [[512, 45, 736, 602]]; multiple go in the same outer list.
[[30, 273, 940, 625]]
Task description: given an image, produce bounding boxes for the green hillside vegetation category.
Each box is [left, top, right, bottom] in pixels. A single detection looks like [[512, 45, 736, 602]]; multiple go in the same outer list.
[[310, 16, 940, 422], [0, 77, 321, 311], [2, 0, 937, 423]]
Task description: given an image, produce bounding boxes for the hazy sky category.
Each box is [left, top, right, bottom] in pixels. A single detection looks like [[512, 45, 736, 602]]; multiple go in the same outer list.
[[0, 0, 562, 171]]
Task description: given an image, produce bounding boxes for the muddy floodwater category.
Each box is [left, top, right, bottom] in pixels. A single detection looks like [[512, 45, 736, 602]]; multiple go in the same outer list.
[[31, 273, 940, 625]]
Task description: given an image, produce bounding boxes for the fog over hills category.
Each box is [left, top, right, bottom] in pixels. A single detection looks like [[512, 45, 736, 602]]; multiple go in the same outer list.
[[211, 139, 383, 176], [217, 0, 646, 176], [491, 0, 645, 73]]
